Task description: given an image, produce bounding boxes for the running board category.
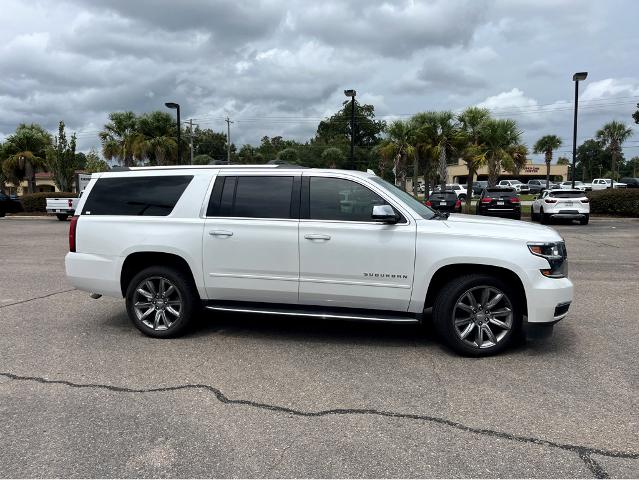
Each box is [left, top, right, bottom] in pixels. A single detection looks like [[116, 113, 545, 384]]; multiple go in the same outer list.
[[205, 304, 419, 323]]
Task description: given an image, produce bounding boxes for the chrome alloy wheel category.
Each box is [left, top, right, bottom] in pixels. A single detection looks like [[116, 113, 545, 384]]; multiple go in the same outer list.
[[452, 286, 513, 349], [132, 276, 182, 331]]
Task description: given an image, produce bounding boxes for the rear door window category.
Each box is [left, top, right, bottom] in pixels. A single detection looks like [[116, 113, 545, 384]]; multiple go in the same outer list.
[[82, 176, 193, 216], [207, 176, 296, 219]]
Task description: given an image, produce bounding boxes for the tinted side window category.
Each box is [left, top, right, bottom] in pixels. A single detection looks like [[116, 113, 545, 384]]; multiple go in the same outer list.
[[309, 177, 387, 221], [207, 176, 295, 219], [82, 176, 192, 216]]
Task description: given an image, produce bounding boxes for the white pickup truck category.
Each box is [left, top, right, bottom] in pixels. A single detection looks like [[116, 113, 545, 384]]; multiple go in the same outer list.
[[65, 166, 573, 356], [591, 178, 627, 190], [46, 192, 82, 220]]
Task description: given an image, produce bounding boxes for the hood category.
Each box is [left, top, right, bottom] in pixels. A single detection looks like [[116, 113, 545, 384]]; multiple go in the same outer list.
[[436, 214, 562, 243]]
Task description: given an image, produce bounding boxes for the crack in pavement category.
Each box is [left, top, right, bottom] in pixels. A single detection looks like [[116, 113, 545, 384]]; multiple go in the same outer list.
[[0, 289, 76, 309], [1, 372, 636, 478]]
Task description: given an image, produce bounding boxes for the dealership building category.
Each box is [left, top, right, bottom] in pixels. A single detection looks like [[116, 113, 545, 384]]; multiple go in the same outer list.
[[446, 158, 569, 184]]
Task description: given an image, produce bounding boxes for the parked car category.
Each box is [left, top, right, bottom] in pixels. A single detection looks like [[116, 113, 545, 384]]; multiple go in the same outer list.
[[46, 192, 83, 220], [526, 180, 546, 194], [619, 177, 639, 188], [66, 166, 573, 356], [476, 187, 521, 220], [591, 178, 627, 190], [497, 179, 530, 194], [472, 181, 488, 196], [433, 183, 467, 200], [531, 189, 590, 225], [559, 181, 592, 191], [425, 191, 461, 214], [0, 192, 23, 217]]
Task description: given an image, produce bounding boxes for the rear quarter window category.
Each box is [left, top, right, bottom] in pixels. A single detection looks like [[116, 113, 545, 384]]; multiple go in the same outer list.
[[82, 175, 193, 216]]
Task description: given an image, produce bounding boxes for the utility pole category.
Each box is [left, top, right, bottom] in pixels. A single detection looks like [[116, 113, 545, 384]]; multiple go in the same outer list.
[[225, 117, 234, 164]]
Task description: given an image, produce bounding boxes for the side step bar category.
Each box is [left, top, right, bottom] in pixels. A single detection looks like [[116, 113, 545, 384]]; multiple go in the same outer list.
[[205, 304, 419, 323]]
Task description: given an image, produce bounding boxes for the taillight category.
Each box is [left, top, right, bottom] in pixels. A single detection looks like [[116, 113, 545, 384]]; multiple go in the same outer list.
[[545, 198, 558, 204], [581, 198, 590, 203], [69, 215, 79, 252], [510, 197, 520, 203], [68, 199, 73, 208], [425, 200, 432, 206], [481, 197, 492, 203], [455, 200, 461, 207]]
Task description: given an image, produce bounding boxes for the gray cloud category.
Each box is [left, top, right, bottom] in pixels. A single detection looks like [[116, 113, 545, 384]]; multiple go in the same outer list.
[[0, 0, 637, 160]]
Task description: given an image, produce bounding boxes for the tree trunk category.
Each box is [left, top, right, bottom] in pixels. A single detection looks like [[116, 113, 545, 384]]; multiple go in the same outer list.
[[487, 156, 499, 187], [465, 164, 474, 211], [438, 148, 447, 191], [545, 151, 552, 189], [412, 153, 419, 197], [26, 161, 35, 194]]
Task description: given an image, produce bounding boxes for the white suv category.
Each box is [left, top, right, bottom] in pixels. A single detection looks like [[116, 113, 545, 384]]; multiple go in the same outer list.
[[65, 166, 573, 356], [591, 178, 627, 190], [531, 189, 590, 225], [497, 180, 530, 194]]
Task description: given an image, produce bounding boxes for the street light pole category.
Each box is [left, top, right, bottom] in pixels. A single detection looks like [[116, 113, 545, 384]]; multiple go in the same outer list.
[[165, 102, 181, 164], [571, 72, 587, 188], [225, 117, 234, 164], [344, 89, 356, 170]]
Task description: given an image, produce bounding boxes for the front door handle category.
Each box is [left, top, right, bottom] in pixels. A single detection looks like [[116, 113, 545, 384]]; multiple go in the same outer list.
[[304, 234, 331, 241], [209, 230, 233, 237]]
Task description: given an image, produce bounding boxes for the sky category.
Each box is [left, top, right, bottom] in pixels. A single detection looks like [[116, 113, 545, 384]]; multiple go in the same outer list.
[[1, 0, 638, 163]]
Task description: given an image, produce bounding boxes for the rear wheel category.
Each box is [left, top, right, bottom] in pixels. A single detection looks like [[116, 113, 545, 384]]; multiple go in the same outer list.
[[432, 274, 522, 356], [580, 214, 589, 225], [125, 265, 198, 338], [540, 208, 550, 224], [56, 214, 68, 221]]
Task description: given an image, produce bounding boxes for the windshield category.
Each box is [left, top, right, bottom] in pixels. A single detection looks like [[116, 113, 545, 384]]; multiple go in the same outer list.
[[510, 180, 522, 184], [370, 176, 436, 219], [551, 191, 586, 198]]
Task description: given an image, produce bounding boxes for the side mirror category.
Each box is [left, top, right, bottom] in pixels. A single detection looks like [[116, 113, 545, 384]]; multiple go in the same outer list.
[[372, 204, 399, 224]]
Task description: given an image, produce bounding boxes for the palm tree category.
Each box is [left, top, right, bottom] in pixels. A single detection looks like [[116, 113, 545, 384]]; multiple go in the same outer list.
[[378, 120, 415, 191], [99, 111, 139, 166], [2, 123, 52, 193], [458, 107, 490, 209], [533, 135, 562, 189], [596, 121, 633, 184], [482, 119, 522, 187]]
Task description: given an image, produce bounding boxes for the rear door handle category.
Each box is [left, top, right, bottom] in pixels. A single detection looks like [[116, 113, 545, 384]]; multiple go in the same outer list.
[[304, 234, 331, 241], [209, 230, 233, 237]]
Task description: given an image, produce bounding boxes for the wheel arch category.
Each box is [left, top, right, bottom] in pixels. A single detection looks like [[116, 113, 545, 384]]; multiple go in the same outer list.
[[423, 263, 527, 315], [120, 251, 200, 299]]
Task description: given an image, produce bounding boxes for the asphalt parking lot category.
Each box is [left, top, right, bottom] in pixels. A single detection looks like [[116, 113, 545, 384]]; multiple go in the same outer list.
[[0, 216, 637, 478]]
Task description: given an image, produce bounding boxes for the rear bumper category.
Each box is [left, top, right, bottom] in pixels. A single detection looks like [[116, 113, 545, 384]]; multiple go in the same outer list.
[[65, 252, 123, 298]]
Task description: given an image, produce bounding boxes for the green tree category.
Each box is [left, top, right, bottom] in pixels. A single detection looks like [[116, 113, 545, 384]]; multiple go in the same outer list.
[[2, 123, 52, 193], [99, 111, 138, 166], [134, 111, 180, 165], [45, 121, 78, 192], [192, 154, 214, 165], [378, 120, 415, 191], [556, 156, 569, 165], [458, 107, 490, 208], [193, 128, 230, 163], [633, 103, 639, 125], [483, 119, 523, 187], [0, 143, 8, 194], [576, 139, 609, 181], [320, 147, 347, 169], [533, 135, 562, 189], [596, 120, 633, 182], [275, 147, 300, 164], [84, 149, 109, 173]]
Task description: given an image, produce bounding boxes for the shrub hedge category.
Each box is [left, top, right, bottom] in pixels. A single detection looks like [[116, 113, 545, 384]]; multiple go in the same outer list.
[[20, 192, 77, 212], [586, 189, 639, 217]]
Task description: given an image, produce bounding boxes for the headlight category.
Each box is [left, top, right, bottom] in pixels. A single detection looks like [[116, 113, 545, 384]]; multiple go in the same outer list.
[[528, 241, 568, 278]]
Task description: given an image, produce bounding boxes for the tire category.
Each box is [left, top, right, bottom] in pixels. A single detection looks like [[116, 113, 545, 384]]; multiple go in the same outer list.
[[125, 265, 199, 338], [513, 213, 522, 221], [459, 194, 467, 202], [432, 274, 522, 356], [540, 208, 550, 224], [56, 214, 68, 221], [531, 209, 538, 222], [0, 211, 5, 217], [580, 214, 589, 225]]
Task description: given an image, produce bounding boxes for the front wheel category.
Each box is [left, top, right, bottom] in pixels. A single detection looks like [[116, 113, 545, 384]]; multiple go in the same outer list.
[[432, 274, 522, 356], [125, 266, 198, 338]]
